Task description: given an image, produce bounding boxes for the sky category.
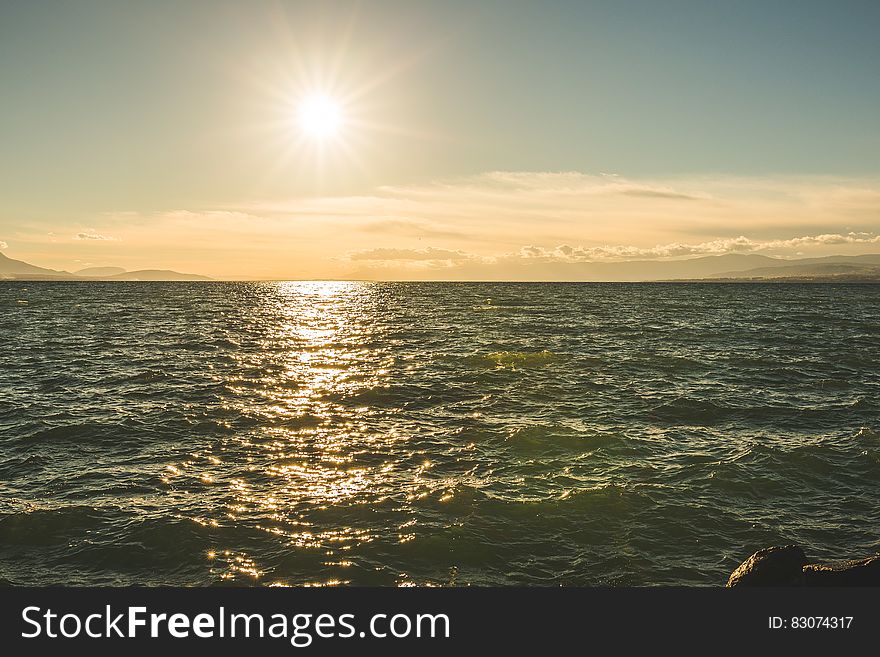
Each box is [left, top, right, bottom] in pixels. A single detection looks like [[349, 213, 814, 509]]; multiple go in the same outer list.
[[1, 0, 878, 279]]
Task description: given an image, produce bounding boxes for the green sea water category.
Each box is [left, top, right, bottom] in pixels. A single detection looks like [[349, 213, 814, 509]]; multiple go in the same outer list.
[[1, 281, 878, 586]]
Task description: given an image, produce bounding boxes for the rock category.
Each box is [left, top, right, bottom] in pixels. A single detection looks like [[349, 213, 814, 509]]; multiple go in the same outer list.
[[727, 547, 880, 586], [726, 545, 807, 587], [802, 556, 880, 586]]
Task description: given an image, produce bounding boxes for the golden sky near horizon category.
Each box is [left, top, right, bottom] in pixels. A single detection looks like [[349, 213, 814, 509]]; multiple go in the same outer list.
[[1, 1, 878, 279]]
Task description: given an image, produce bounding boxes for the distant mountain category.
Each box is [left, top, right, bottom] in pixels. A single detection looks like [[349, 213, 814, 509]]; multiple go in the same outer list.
[[75, 265, 210, 280], [106, 270, 211, 281], [441, 253, 784, 281], [0, 252, 69, 278], [704, 255, 880, 281], [4, 249, 880, 282], [762, 253, 880, 267], [0, 252, 210, 281], [74, 266, 127, 276], [704, 262, 880, 282], [577, 253, 779, 280], [433, 252, 880, 281], [480, 253, 803, 281], [710, 262, 880, 279]]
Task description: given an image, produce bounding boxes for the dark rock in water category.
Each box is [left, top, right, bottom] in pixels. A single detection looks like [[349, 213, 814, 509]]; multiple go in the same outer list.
[[728, 547, 880, 586], [727, 545, 807, 587], [802, 556, 880, 586]]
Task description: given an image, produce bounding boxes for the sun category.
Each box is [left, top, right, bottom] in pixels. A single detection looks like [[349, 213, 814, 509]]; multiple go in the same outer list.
[[297, 94, 342, 139]]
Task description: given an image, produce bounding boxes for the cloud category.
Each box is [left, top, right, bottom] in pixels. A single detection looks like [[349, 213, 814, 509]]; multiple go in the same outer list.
[[75, 232, 117, 241], [513, 232, 880, 262], [471, 170, 704, 200], [619, 188, 699, 200], [359, 218, 467, 239], [0, 240, 7, 250], [237, 171, 879, 251], [161, 210, 257, 223], [346, 231, 880, 277], [349, 247, 477, 262], [18, 171, 880, 279]]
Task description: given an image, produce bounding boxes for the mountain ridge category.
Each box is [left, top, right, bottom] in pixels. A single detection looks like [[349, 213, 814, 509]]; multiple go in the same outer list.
[[0, 252, 210, 281], [3, 250, 880, 282]]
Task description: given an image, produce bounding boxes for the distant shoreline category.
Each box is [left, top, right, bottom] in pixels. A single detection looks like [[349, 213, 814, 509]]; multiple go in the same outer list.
[[3, 277, 880, 284], [4, 251, 880, 284]]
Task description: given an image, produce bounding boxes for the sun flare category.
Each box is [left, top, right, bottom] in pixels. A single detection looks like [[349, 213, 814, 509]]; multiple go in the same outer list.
[[297, 94, 342, 139]]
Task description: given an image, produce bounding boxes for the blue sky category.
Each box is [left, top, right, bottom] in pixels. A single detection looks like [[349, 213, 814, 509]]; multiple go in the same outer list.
[[1, 1, 878, 278]]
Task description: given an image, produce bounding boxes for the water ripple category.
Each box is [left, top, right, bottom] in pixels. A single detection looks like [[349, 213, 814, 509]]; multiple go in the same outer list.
[[1, 281, 879, 586]]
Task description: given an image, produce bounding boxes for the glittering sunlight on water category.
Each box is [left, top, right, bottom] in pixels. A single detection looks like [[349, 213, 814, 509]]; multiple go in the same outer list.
[[1, 282, 879, 586]]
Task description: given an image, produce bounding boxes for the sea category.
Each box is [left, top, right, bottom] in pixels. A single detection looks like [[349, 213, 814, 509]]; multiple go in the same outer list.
[[1, 281, 878, 586]]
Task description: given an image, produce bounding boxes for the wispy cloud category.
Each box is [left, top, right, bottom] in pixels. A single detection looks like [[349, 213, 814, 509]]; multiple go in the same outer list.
[[244, 171, 880, 249], [349, 246, 478, 264], [513, 232, 880, 262], [466, 171, 705, 200], [13, 171, 880, 279], [345, 231, 880, 270], [75, 232, 117, 241], [358, 218, 467, 239]]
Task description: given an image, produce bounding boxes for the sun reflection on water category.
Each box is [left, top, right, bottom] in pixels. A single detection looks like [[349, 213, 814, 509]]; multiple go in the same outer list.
[[7, 281, 879, 586], [150, 281, 490, 586], [204, 282, 410, 584]]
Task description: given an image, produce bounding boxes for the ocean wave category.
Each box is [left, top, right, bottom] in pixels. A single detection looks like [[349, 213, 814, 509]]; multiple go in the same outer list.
[[435, 350, 561, 369], [121, 369, 172, 383], [483, 350, 560, 368], [0, 506, 111, 546], [19, 422, 133, 446], [3, 281, 880, 586], [504, 424, 619, 453], [648, 397, 734, 424], [855, 426, 879, 439]]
